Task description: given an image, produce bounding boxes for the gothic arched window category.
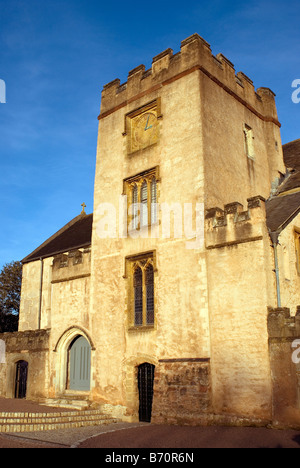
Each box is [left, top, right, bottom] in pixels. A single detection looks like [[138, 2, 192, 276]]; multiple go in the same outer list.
[[127, 254, 155, 329], [124, 167, 159, 232]]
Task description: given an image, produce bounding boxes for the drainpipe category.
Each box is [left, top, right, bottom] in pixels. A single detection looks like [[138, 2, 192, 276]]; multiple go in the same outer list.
[[269, 231, 281, 308], [268, 205, 300, 309], [38, 257, 44, 329]]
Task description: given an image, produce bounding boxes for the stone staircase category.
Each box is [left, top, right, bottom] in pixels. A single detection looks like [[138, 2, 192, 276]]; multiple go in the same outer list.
[[0, 408, 118, 433]]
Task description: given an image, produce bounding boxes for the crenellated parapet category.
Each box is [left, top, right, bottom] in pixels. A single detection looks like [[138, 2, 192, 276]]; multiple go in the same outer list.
[[205, 195, 266, 249], [51, 248, 91, 284], [99, 33, 280, 127], [0, 329, 50, 353]]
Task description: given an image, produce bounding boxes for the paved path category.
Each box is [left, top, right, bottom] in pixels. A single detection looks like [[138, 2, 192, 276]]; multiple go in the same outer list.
[[1, 423, 300, 448], [0, 397, 71, 413], [0, 423, 143, 448], [1, 399, 300, 448], [76, 424, 300, 449]]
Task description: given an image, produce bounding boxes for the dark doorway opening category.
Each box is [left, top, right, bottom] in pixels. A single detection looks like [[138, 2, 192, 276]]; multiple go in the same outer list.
[[15, 360, 28, 399], [138, 363, 155, 422]]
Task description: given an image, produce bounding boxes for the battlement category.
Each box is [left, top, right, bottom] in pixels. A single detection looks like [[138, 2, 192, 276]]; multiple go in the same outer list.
[[205, 195, 266, 249], [0, 329, 50, 353], [51, 248, 91, 284], [99, 33, 280, 127]]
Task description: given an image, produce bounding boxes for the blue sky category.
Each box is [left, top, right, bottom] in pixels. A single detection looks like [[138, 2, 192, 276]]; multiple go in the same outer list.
[[0, 0, 299, 269]]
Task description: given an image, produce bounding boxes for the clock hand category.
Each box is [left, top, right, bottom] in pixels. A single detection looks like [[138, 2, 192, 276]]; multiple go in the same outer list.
[[144, 115, 153, 131]]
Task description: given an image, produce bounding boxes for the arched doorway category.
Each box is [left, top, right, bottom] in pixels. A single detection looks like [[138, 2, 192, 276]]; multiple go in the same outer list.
[[138, 363, 155, 422], [53, 327, 94, 395], [15, 360, 28, 399], [68, 336, 91, 391]]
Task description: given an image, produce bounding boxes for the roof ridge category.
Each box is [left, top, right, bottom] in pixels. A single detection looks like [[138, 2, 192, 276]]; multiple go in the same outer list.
[[22, 213, 92, 263], [283, 138, 300, 146]]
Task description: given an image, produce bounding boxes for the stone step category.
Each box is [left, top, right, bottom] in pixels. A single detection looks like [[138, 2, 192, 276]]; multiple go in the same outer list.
[[0, 409, 118, 433], [41, 401, 89, 411], [39, 397, 93, 411], [0, 409, 110, 421]]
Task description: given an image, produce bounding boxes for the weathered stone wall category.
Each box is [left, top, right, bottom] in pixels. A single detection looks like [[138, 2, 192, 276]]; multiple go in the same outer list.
[[19, 249, 91, 333], [268, 307, 300, 427], [16, 249, 91, 399], [202, 80, 284, 209], [19, 259, 46, 331], [275, 212, 300, 314], [151, 359, 211, 425], [0, 329, 50, 399], [206, 196, 275, 421]]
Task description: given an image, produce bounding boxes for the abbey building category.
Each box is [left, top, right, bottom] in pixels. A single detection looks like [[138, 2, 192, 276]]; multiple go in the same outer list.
[[1, 33, 300, 427]]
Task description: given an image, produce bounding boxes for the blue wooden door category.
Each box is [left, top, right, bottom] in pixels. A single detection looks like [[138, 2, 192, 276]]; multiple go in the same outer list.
[[69, 336, 91, 391]]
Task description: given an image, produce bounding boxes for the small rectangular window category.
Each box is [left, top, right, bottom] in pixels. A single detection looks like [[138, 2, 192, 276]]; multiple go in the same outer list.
[[295, 229, 300, 275], [244, 124, 255, 159]]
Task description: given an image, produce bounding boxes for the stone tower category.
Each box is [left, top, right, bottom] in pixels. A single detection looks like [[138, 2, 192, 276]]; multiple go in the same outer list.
[[90, 33, 285, 423]]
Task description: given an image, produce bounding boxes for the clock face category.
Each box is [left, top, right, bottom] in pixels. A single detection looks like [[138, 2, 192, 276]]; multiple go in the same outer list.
[[131, 110, 158, 152]]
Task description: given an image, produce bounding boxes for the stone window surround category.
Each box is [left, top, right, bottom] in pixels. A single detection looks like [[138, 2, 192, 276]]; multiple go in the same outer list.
[[123, 166, 160, 233], [123, 251, 157, 331]]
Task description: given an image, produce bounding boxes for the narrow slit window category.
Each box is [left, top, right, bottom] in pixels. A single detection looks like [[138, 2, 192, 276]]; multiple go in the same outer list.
[[244, 124, 255, 159]]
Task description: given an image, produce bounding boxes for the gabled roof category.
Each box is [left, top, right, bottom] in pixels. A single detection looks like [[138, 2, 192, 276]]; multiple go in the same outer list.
[[22, 213, 93, 264]]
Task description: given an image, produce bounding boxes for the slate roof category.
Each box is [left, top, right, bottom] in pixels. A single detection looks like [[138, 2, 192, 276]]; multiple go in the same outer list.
[[266, 192, 300, 233], [22, 213, 93, 264], [276, 170, 300, 195], [266, 139, 300, 234], [283, 138, 300, 169]]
